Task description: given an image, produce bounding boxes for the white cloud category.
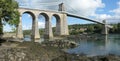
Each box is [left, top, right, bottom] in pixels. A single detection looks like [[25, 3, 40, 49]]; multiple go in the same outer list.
[[38, 22, 45, 28], [95, 1, 120, 23], [95, 14, 120, 23], [66, 0, 105, 16], [27, 14, 31, 18], [112, 8, 120, 15], [16, 0, 104, 16], [3, 24, 12, 32], [22, 25, 32, 30], [110, 1, 120, 15], [22, 22, 45, 30], [118, 1, 120, 6], [96, 14, 112, 20]]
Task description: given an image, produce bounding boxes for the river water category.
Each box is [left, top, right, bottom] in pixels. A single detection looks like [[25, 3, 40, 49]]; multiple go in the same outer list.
[[67, 34, 120, 56], [24, 34, 120, 56]]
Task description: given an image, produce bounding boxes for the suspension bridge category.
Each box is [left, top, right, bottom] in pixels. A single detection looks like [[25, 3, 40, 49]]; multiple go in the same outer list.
[[16, 1, 112, 41]]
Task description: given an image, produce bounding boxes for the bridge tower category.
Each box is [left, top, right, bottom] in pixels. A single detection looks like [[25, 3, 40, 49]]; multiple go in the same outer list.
[[59, 3, 65, 11], [58, 3, 69, 35], [102, 20, 108, 35]]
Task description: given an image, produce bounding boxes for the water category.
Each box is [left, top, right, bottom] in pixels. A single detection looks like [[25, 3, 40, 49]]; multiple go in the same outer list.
[[67, 34, 120, 56], [24, 34, 120, 56], [24, 35, 44, 43]]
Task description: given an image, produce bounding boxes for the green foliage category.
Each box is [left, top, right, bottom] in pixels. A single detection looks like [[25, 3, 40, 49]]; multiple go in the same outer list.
[[23, 29, 45, 36], [117, 23, 120, 33], [109, 23, 120, 33], [86, 26, 94, 33], [0, 0, 19, 34], [23, 30, 31, 35], [39, 29, 44, 35], [94, 24, 102, 33]]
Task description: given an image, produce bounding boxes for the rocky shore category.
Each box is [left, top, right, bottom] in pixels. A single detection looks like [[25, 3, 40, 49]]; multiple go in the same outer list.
[[52, 53, 120, 61], [0, 38, 120, 61]]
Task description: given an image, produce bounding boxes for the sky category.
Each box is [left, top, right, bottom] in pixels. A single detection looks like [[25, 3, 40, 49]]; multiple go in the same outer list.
[[3, 0, 120, 32]]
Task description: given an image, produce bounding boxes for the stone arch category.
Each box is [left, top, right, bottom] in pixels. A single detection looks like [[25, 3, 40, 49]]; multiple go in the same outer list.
[[52, 14, 61, 23], [20, 11, 36, 40], [52, 14, 61, 35], [39, 13, 49, 21], [39, 13, 53, 39], [22, 11, 36, 21]]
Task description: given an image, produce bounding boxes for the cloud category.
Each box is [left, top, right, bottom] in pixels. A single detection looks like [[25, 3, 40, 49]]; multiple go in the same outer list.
[[95, 14, 120, 23], [110, 1, 120, 15], [16, 0, 104, 16], [96, 1, 120, 23], [22, 25, 32, 30], [22, 22, 45, 30], [27, 14, 31, 18], [38, 22, 45, 28], [65, 0, 105, 16], [3, 24, 13, 32], [96, 14, 112, 20]]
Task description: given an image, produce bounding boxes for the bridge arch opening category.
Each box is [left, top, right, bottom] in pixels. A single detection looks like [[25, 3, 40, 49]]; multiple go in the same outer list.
[[38, 13, 49, 37], [21, 11, 35, 40], [51, 14, 61, 36]]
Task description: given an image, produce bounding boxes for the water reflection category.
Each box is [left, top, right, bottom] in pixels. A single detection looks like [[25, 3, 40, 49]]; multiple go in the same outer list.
[[67, 34, 120, 56], [24, 35, 50, 43]]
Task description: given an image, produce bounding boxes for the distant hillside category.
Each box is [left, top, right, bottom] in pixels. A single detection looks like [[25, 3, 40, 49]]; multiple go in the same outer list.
[[22, 23, 120, 35]]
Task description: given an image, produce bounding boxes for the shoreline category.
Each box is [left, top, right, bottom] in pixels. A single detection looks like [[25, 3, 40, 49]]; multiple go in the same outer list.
[[0, 34, 120, 61]]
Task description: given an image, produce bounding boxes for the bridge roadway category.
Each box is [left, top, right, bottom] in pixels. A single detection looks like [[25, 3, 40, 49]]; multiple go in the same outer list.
[[66, 12, 113, 28], [66, 12, 104, 25]]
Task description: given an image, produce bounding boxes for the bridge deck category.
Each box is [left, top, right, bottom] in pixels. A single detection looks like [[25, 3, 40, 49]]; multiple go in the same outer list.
[[66, 12, 104, 25]]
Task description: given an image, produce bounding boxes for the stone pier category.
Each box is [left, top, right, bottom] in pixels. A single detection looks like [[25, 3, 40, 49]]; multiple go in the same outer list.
[[44, 15, 53, 39], [31, 15, 40, 41]]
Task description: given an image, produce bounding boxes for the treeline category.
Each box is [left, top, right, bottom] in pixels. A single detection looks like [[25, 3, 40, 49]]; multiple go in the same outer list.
[[69, 24, 102, 35], [23, 29, 44, 35], [23, 23, 120, 35], [69, 23, 120, 35]]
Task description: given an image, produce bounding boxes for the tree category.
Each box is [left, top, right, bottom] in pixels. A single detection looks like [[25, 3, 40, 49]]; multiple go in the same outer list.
[[86, 26, 94, 33], [94, 24, 102, 33], [0, 0, 19, 34]]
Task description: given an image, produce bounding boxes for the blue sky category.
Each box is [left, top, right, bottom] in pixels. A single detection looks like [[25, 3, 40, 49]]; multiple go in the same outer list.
[[3, 0, 120, 32]]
